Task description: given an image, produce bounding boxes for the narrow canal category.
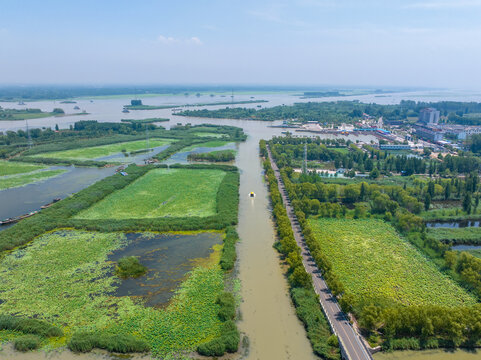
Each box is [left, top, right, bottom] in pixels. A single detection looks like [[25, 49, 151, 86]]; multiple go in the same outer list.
[[235, 122, 317, 360]]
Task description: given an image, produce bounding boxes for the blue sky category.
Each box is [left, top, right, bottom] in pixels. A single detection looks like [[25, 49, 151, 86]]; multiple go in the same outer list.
[[0, 0, 480, 88]]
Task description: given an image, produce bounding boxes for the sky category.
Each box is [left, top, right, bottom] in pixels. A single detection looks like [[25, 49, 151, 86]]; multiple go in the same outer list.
[[0, 0, 480, 89]]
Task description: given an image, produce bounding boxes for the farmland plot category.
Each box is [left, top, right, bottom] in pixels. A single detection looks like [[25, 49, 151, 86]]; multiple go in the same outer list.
[[309, 218, 476, 306], [75, 168, 226, 219]]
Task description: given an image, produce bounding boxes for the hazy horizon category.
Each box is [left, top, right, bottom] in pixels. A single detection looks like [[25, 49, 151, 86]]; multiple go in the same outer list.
[[1, 0, 481, 89]]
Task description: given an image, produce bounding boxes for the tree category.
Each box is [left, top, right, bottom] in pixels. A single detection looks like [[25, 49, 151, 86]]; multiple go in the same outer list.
[[369, 167, 380, 179], [463, 192, 472, 214], [424, 193, 431, 211], [55, 124, 59, 131]]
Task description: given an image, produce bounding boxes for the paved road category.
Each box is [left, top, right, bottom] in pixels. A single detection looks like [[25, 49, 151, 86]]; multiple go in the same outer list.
[[267, 145, 373, 360]]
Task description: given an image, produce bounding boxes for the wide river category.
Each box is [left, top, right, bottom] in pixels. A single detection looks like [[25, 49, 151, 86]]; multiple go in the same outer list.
[[2, 90, 481, 359]]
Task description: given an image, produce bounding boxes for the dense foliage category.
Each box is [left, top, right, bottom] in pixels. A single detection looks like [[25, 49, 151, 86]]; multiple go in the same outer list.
[[187, 149, 236, 162], [179, 100, 481, 124], [265, 136, 481, 350], [115, 256, 147, 278]]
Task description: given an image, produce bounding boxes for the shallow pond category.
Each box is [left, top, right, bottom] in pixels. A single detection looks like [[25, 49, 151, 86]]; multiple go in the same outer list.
[[427, 220, 481, 228], [452, 245, 481, 251], [109, 232, 222, 306]]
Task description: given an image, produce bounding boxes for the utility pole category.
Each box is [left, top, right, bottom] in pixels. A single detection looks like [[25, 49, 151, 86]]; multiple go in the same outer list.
[[26, 120, 33, 149], [302, 141, 307, 174]]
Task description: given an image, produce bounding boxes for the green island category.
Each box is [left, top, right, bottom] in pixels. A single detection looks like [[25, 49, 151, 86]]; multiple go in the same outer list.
[[31, 138, 172, 161], [120, 118, 169, 124], [187, 150, 236, 162], [0, 169, 66, 190], [0, 160, 67, 190], [0, 107, 81, 121], [125, 99, 267, 110], [261, 135, 481, 354]]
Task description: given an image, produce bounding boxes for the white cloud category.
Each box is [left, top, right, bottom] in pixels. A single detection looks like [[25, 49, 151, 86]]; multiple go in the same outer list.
[[157, 35, 178, 44], [157, 35, 203, 45], [405, 0, 481, 9], [189, 37, 203, 45]]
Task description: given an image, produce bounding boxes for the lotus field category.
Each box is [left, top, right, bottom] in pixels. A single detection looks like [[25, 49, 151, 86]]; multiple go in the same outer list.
[[0, 230, 225, 357], [309, 218, 476, 306], [31, 138, 172, 160], [75, 168, 226, 219]]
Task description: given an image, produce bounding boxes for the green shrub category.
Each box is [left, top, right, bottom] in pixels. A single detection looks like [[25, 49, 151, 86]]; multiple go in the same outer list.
[[68, 332, 149, 353], [327, 334, 339, 347], [216, 292, 236, 321], [14, 335, 41, 351], [0, 314, 63, 338], [115, 256, 147, 278], [220, 226, 239, 271], [68, 333, 95, 353], [221, 321, 240, 353], [197, 338, 226, 356]]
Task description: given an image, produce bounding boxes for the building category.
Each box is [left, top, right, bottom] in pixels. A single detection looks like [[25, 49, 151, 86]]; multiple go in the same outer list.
[[415, 125, 443, 142], [418, 108, 440, 126], [379, 144, 412, 150]]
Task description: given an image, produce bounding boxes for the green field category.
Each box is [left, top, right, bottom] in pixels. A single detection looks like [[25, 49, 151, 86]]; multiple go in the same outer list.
[[31, 139, 172, 160], [309, 218, 476, 306], [192, 132, 225, 138], [0, 229, 224, 357], [182, 140, 232, 152], [0, 160, 46, 176], [75, 168, 226, 219], [0, 169, 66, 190]]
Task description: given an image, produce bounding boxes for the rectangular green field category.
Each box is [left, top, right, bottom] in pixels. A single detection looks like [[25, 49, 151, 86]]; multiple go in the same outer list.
[[75, 168, 226, 219], [0, 160, 46, 176], [309, 218, 476, 306], [32, 138, 173, 160]]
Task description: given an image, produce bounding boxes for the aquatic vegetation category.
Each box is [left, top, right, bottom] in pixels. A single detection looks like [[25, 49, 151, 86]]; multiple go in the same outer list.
[[75, 168, 226, 219], [0, 169, 66, 190], [68, 333, 149, 353], [31, 138, 172, 160], [181, 140, 232, 152], [0, 315, 63, 338], [309, 218, 476, 306], [188, 149, 236, 162], [115, 256, 147, 278], [0, 229, 227, 357], [0, 160, 46, 176], [192, 132, 225, 138], [427, 227, 481, 244]]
